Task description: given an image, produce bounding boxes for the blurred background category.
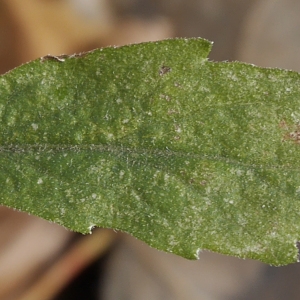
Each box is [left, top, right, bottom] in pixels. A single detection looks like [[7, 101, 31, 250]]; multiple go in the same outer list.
[[1, 0, 300, 299]]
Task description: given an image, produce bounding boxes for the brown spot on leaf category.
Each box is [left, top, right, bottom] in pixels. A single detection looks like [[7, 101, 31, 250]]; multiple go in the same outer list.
[[40, 52, 88, 63], [40, 54, 68, 63], [279, 120, 288, 130], [159, 65, 171, 76], [280, 120, 300, 144], [288, 131, 300, 143]]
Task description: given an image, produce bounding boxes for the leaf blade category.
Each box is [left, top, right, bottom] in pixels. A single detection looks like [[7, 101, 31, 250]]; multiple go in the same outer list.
[[1, 38, 300, 265]]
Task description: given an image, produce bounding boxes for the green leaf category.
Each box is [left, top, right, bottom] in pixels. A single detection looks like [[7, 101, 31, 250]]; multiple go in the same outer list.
[[1, 38, 300, 266]]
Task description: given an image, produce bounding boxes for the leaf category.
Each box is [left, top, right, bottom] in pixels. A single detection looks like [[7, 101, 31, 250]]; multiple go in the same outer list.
[[1, 38, 300, 266]]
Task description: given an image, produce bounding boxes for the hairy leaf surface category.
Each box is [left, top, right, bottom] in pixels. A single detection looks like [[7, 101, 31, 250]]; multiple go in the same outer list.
[[1, 38, 300, 265]]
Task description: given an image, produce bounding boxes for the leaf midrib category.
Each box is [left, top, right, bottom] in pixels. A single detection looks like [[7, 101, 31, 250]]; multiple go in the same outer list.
[[0, 143, 295, 172]]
